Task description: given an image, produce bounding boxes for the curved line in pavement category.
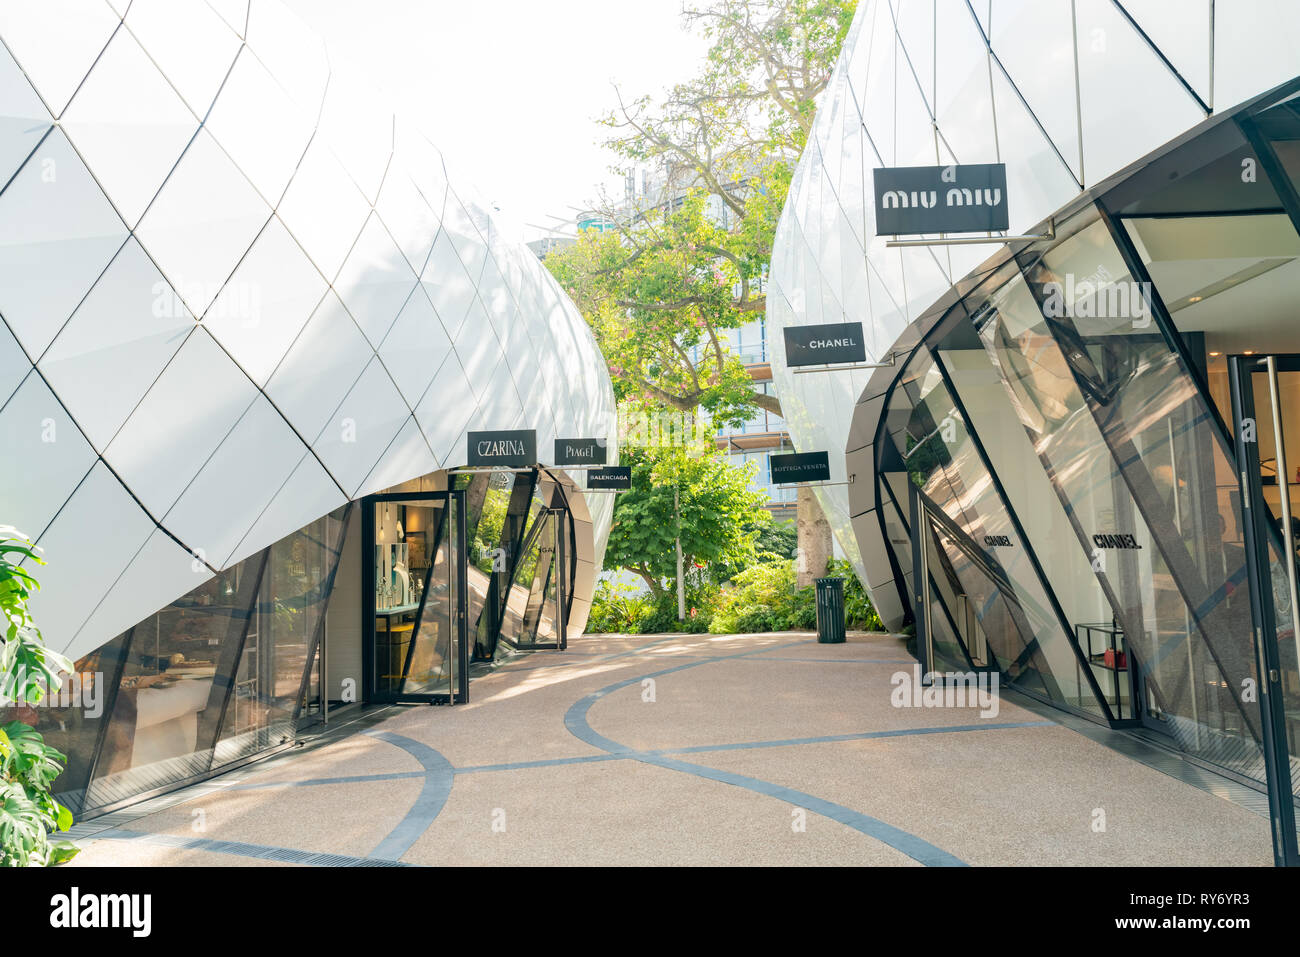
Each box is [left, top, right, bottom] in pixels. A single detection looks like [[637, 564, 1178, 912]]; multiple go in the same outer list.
[[563, 650, 970, 867], [364, 730, 456, 862]]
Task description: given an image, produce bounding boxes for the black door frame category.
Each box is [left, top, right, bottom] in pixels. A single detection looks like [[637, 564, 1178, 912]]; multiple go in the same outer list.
[[361, 489, 469, 705], [1229, 352, 1300, 866]]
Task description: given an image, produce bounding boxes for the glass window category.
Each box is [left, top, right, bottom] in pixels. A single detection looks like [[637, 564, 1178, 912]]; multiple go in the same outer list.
[[0, 634, 129, 816], [85, 557, 264, 810], [886, 345, 1099, 712], [979, 212, 1267, 777], [217, 509, 347, 763], [372, 497, 453, 696]]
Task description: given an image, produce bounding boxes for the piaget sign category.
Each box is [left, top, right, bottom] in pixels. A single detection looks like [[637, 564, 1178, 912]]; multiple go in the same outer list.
[[553, 438, 607, 466], [782, 322, 866, 367], [873, 163, 1009, 235], [467, 429, 537, 468]]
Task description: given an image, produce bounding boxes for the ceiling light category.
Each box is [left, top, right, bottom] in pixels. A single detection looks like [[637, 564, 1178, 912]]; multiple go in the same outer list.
[[1209, 351, 1221, 356], [1187, 295, 1202, 303], [1245, 350, 1255, 355]]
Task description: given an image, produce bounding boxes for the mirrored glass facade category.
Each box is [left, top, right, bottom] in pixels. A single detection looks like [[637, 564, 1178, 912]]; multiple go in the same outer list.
[[770, 0, 1300, 827]]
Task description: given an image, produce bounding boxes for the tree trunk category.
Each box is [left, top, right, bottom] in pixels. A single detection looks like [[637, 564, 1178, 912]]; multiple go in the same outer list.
[[796, 485, 833, 588], [634, 565, 663, 600]]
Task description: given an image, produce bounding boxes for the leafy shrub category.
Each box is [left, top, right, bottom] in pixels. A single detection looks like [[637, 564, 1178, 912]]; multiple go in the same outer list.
[[829, 558, 885, 631], [585, 580, 651, 633], [586, 559, 886, 636], [783, 586, 818, 630], [732, 608, 774, 632], [636, 600, 681, 635], [0, 527, 78, 866], [710, 560, 804, 633]]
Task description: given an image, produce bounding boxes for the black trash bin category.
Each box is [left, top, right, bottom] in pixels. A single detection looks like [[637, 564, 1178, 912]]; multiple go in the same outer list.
[[815, 577, 846, 644]]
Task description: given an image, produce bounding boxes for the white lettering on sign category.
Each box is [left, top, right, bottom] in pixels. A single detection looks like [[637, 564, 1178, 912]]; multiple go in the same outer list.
[[809, 338, 856, 349], [565, 444, 592, 458], [477, 439, 527, 457]]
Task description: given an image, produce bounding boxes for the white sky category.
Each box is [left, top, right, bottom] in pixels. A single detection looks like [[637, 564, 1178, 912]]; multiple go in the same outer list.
[[282, 0, 708, 244]]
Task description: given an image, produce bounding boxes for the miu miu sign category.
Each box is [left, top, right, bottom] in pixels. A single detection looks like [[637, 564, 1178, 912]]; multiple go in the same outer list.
[[873, 163, 1009, 235]]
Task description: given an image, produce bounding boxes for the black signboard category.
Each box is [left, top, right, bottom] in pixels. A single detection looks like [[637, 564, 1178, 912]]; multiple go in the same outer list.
[[467, 429, 537, 468], [587, 466, 631, 491], [554, 438, 608, 466], [873, 163, 1009, 235], [770, 451, 831, 485], [783, 322, 866, 367]]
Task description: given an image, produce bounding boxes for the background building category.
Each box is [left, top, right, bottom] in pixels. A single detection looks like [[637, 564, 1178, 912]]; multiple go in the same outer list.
[[0, 0, 616, 816]]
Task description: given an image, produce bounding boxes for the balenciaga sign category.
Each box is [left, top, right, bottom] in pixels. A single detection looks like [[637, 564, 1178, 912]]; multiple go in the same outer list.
[[782, 322, 866, 367], [873, 163, 1009, 235], [769, 451, 831, 485], [587, 466, 632, 490], [553, 438, 608, 466], [467, 429, 537, 468]]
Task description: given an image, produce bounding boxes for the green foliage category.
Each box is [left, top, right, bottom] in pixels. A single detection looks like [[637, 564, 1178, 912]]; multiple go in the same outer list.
[[603, 444, 769, 596], [0, 526, 77, 866], [587, 557, 885, 637], [710, 559, 803, 632], [471, 485, 513, 575], [585, 580, 653, 634], [830, 558, 884, 630], [1, 723, 78, 866], [753, 517, 797, 561], [587, 575, 719, 635], [0, 529, 72, 707], [708, 557, 883, 633]]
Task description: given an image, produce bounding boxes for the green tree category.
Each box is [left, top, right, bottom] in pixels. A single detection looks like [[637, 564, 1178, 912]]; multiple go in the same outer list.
[[0, 526, 78, 866], [544, 0, 856, 425], [752, 516, 797, 561], [604, 444, 770, 597]]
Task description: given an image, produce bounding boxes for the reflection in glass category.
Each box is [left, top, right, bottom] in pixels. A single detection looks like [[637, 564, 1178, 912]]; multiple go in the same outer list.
[[372, 497, 449, 696], [886, 343, 1100, 713], [14, 506, 354, 815], [978, 212, 1267, 780]]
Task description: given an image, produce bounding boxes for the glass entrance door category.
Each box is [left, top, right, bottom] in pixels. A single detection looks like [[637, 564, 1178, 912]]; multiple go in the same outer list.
[[363, 490, 468, 704], [1229, 353, 1300, 865], [506, 506, 568, 651]]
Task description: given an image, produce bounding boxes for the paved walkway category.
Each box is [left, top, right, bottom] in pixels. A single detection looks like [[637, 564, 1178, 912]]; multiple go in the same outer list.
[[69, 632, 1272, 866]]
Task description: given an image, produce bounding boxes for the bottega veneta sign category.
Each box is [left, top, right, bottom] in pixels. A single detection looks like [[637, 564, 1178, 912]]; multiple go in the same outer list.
[[467, 429, 537, 468], [553, 438, 608, 466], [873, 163, 1009, 235], [782, 322, 866, 367], [587, 466, 631, 490], [769, 451, 831, 485]]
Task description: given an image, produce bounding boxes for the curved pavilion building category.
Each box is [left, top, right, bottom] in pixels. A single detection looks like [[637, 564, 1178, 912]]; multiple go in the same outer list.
[[769, 0, 1300, 843], [0, 0, 616, 815]]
